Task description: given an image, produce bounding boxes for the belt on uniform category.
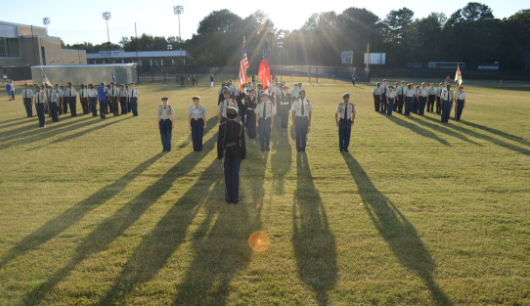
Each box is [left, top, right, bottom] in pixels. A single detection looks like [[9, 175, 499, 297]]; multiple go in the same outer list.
[[193, 118, 202, 120], [225, 143, 238, 147], [260, 117, 270, 120], [161, 119, 170, 121], [296, 115, 308, 118], [247, 108, 254, 111], [281, 102, 290, 105]]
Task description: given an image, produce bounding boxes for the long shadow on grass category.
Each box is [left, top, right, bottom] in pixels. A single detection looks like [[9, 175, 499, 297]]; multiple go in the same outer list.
[[383, 114, 450, 146], [292, 152, 337, 306], [342, 154, 452, 306], [271, 124, 292, 194], [420, 115, 530, 156], [405, 115, 481, 146], [0, 153, 163, 269], [0, 114, 78, 140], [0, 117, 34, 130], [21, 137, 219, 305], [178, 117, 218, 149], [459, 120, 530, 148]]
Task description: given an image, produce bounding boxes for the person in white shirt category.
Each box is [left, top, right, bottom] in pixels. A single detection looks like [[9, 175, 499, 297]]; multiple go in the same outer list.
[[79, 83, 89, 115], [128, 82, 140, 116], [404, 83, 415, 116], [109, 82, 119, 116], [32, 84, 47, 127], [255, 93, 276, 152], [49, 87, 60, 122], [87, 84, 98, 117], [118, 84, 128, 115], [66, 82, 78, 117], [335, 93, 357, 153], [291, 89, 313, 152], [440, 84, 454, 123], [418, 82, 429, 115], [455, 86, 467, 121], [217, 89, 238, 125], [21, 84, 33, 117]]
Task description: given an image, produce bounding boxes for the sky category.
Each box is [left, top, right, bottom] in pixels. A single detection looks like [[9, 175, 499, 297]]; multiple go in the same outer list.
[[1, 0, 528, 46]]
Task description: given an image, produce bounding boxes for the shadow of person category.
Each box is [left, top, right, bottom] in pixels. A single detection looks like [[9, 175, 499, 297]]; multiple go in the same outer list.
[[342, 153, 452, 306], [292, 153, 337, 306], [20, 135, 219, 305], [178, 116, 217, 149], [271, 124, 292, 194], [459, 120, 530, 148], [409, 115, 481, 146], [384, 114, 451, 146]]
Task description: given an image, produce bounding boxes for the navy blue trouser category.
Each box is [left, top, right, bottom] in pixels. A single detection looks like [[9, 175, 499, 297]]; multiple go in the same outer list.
[[130, 97, 138, 116], [412, 99, 418, 113], [380, 94, 387, 113], [36, 103, 46, 127], [456, 100, 464, 121], [387, 98, 394, 115], [49, 102, 59, 122], [159, 119, 172, 152], [338, 119, 352, 152], [68, 97, 77, 116], [62, 99, 68, 113], [224, 155, 241, 202], [441, 101, 452, 123], [405, 97, 413, 115], [239, 108, 246, 125], [419, 96, 427, 115], [295, 116, 309, 151], [258, 117, 271, 150], [90, 97, 97, 116], [24, 98, 32, 117], [99, 101, 107, 118], [120, 97, 127, 114], [191, 118, 204, 151], [246, 111, 256, 139], [220, 117, 228, 124]]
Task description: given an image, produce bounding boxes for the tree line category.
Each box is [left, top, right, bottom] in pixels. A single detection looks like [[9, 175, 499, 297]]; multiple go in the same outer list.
[[64, 3, 530, 69]]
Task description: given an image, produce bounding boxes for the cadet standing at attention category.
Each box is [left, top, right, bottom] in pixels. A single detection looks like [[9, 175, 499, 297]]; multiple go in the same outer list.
[[109, 82, 119, 116], [87, 84, 98, 117], [412, 85, 420, 114], [404, 83, 415, 116], [129, 82, 140, 116], [291, 89, 313, 152], [427, 83, 436, 113], [379, 79, 388, 113], [435, 83, 443, 114], [60, 85, 68, 114], [49, 86, 60, 122], [217, 89, 238, 125], [97, 82, 108, 119], [32, 84, 47, 128], [386, 85, 397, 116], [245, 88, 258, 139], [66, 82, 77, 117], [125, 85, 130, 113], [372, 82, 380, 112], [291, 83, 300, 102], [157, 97, 175, 153], [217, 108, 246, 204], [278, 85, 292, 129], [21, 84, 33, 117], [440, 84, 454, 123], [118, 84, 128, 114], [393, 82, 400, 111], [398, 81, 406, 113], [79, 83, 89, 115], [54, 84, 63, 115], [455, 86, 466, 121], [187, 96, 208, 152], [419, 82, 429, 115], [255, 93, 276, 152], [335, 93, 356, 153]]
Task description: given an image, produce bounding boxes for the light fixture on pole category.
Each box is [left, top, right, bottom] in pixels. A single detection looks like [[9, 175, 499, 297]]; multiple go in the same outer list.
[[102, 12, 112, 63], [173, 5, 184, 51], [167, 45, 173, 50], [42, 17, 50, 35]]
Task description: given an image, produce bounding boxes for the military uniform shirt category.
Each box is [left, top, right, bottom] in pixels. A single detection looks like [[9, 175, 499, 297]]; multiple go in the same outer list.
[[217, 99, 239, 118], [372, 87, 380, 95], [33, 91, 47, 103], [335, 102, 357, 120], [436, 87, 443, 97], [441, 89, 454, 101], [109, 87, 118, 97], [456, 92, 466, 100], [399, 86, 406, 95], [128, 88, 140, 98], [291, 88, 300, 98], [419, 88, 429, 97], [405, 89, 416, 97], [79, 88, 87, 98], [380, 84, 388, 95], [255, 101, 276, 118], [66, 87, 77, 97], [157, 105, 175, 120], [119, 89, 128, 97], [87, 88, 97, 97], [387, 91, 397, 99], [279, 93, 291, 105], [50, 90, 59, 103], [428, 88, 437, 95], [291, 98, 314, 116], [21, 88, 33, 98], [187, 104, 208, 119], [55, 88, 64, 98]]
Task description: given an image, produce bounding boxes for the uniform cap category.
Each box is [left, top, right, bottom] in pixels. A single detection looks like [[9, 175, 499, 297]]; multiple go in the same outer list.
[[439, 83, 443, 85], [161, 97, 169, 101], [223, 89, 231, 94], [249, 88, 255, 92], [226, 107, 238, 117], [376, 82, 381, 85], [422, 82, 426, 85], [389, 85, 394, 89], [192, 96, 200, 100], [401, 81, 405, 83], [294, 83, 299, 86], [100, 82, 106, 86], [282, 86, 289, 90], [55, 83, 59, 86], [342, 93, 350, 98], [262, 92, 269, 97], [257, 83, 263, 87], [383, 79, 387, 82]]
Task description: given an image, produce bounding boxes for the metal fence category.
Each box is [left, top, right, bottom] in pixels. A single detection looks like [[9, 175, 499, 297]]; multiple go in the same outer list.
[[370, 67, 530, 81]]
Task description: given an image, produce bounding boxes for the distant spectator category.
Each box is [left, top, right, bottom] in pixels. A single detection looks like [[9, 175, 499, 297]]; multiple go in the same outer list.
[[112, 74, 116, 82]]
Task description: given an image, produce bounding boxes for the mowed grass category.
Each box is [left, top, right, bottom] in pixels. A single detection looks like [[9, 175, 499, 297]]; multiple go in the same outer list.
[[0, 78, 529, 306]]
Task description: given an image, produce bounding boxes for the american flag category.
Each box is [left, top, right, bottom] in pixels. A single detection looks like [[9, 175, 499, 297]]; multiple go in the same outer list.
[[238, 36, 249, 90]]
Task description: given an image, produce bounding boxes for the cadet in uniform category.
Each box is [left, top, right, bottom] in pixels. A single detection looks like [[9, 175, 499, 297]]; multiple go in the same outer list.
[[129, 82, 140, 116], [435, 83, 443, 114], [397, 81, 406, 113], [291, 89, 313, 152], [379, 79, 388, 113], [278, 85, 292, 128], [125, 85, 130, 113], [455, 86, 466, 121], [412, 85, 420, 114], [187, 96, 208, 152], [118, 85, 127, 114], [255, 93, 276, 152], [427, 83, 436, 113], [44, 84, 52, 116], [419, 82, 428, 115], [291, 83, 300, 101], [21, 84, 33, 117], [79, 83, 89, 115], [217, 107, 246, 204], [109, 82, 119, 116], [440, 84, 454, 123], [404, 83, 415, 116], [87, 84, 98, 117], [245, 88, 258, 139], [393, 82, 400, 111], [236, 91, 246, 126], [386, 85, 397, 116], [217, 89, 238, 125], [32, 84, 47, 127], [66, 82, 77, 117], [97, 82, 108, 119], [372, 82, 381, 112], [49, 87, 60, 122], [157, 97, 175, 153], [54, 84, 63, 115], [60, 85, 68, 114], [335, 93, 356, 153]]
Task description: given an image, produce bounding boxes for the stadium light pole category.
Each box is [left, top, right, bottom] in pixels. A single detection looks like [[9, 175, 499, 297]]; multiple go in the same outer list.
[[102, 12, 112, 63], [42, 17, 50, 35], [173, 5, 184, 51]]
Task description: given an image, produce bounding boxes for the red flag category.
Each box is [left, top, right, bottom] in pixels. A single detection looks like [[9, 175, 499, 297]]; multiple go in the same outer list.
[[258, 41, 271, 90], [238, 37, 249, 90]]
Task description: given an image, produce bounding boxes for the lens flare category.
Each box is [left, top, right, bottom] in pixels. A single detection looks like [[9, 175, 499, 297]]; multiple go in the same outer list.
[[248, 231, 270, 252]]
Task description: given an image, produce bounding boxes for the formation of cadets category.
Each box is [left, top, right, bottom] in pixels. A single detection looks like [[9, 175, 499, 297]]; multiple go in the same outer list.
[[373, 79, 467, 122], [19, 80, 140, 128]]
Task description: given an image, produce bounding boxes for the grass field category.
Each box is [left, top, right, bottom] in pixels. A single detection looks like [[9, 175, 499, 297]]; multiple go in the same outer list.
[[0, 78, 529, 305]]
